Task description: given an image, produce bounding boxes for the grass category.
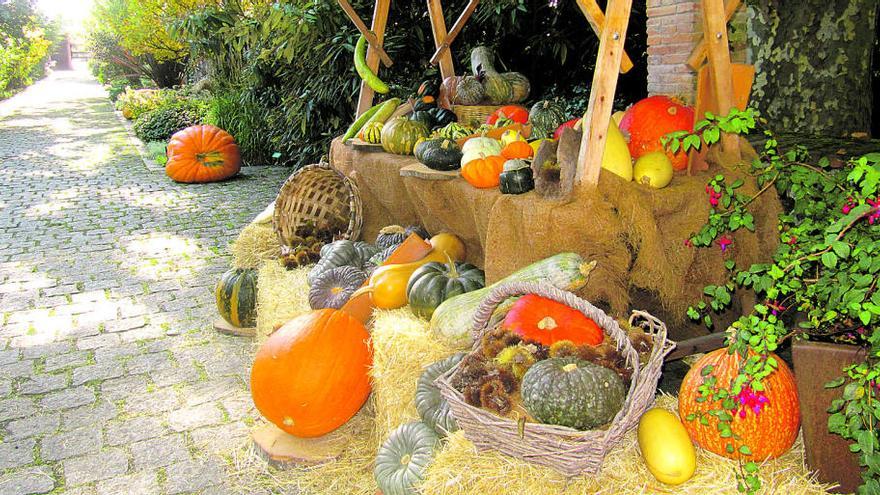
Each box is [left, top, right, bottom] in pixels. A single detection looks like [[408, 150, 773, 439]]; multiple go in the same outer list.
[[145, 141, 168, 166]]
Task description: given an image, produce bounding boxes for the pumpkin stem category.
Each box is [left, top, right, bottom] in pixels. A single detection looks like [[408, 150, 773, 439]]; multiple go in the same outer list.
[[330, 286, 343, 295], [400, 454, 412, 466], [562, 363, 578, 373], [578, 260, 597, 280], [443, 252, 459, 278], [349, 285, 373, 299], [537, 316, 557, 331]]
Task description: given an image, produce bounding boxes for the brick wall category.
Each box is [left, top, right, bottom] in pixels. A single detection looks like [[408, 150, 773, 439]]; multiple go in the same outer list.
[[645, 0, 748, 104]]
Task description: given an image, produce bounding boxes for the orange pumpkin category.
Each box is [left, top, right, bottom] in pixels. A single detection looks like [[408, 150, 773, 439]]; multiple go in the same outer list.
[[250, 309, 372, 438], [165, 125, 242, 183], [678, 348, 800, 460], [501, 141, 534, 160], [618, 96, 694, 171], [501, 294, 603, 346], [461, 155, 505, 188]]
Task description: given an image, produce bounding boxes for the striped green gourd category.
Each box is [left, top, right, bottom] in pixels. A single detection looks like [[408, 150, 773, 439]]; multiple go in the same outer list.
[[381, 116, 430, 155], [215, 268, 258, 328], [429, 253, 596, 348]]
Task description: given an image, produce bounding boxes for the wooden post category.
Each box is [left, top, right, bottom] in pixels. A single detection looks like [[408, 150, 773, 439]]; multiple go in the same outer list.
[[427, 0, 456, 81], [355, 0, 392, 116], [575, 0, 633, 188], [686, 0, 741, 70], [700, 0, 739, 157], [338, 0, 394, 68], [430, 0, 479, 66], [575, 0, 633, 74]]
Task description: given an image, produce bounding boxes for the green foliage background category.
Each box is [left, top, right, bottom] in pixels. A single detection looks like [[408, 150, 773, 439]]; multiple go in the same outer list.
[[0, 0, 60, 98]]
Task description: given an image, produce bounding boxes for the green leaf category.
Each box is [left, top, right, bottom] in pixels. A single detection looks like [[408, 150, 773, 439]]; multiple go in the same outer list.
[[832, 242, 851, 259], [825, 376, 846, 388], [821, 252, 838, 269], [739, 445, 752, 456], [860, 311, 872, 326]]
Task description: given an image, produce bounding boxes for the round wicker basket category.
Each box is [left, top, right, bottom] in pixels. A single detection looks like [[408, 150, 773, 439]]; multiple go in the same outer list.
[[452, 104, 502, 127], [436, 281, 675, 477], [272, 162, 363, 247]]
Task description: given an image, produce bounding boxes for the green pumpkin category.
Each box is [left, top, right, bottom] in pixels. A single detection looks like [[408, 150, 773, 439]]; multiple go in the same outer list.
[[427, 107, 457, 129], [502, 72, 530, 103], [308, 265, 366, 310], [361, 121, 383, 144], [215, 268, 258, 328], [382, 117, 430, 155], [374, 421, 440, 495], [499, 159, 534, 194], [406, 258, 485, 319], [435, 122, 472, 141], [409, 110, 435, 129], [529, 100, 568, 139], [311, 240, 377, 284], [454, 76, 484, 105], [521, 357, 626, 431], [414, 139, 463, 171], [415, 353, 465, 436]]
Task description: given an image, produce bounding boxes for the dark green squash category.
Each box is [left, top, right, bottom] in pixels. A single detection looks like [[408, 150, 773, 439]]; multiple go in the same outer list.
[[521, 357, 626, 430], [215, 268, 258, 328], [529, 100, 568, 139], [427, 107, 457, 129], [308, 266, 366, 309], [406, 258, 485, 319], [412, 99, 435, 112], [415, 353, 465, 436], [374, 421, 440, 495], [417, 79, 439, 98], [409, 111, 435, 130], [499, 159, 534, 194], [310, 240, 377, 284], [414, 139, 463, 171]]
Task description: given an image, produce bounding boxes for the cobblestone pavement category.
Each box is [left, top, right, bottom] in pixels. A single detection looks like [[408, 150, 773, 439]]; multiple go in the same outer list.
[[0, 67, 290, 494]]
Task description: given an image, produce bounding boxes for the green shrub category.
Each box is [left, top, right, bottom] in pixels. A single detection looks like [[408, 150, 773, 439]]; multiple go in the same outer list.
[[133, 99, 208, 142]]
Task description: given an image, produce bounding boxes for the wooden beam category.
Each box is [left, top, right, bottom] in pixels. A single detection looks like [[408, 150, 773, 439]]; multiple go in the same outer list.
[[429, 0, 479, 66], [574, 0, 633, 188], [337, 0, 393, 68], [426, 0, 456, 81], [666, 332, 727, 361], [355, 0, 391, 116], [700, 0, 739, 157], [687, 0, 741, 71], [575, 0, 633, 74]]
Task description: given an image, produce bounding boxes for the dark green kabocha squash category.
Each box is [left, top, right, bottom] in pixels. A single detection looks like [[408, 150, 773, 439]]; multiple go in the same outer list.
[[368, 244, 398, 269], [417, 79, 440, 98], [308, 265, 367, 310], [499, 159, 534, 194], [427, 107, 457, 129], [412, 99, 435, 112], [409, 110, 435, 130], [215, 268, 258, 328], [529, 100, 568, 139], [406, 259, 485, 319], [521, 357, 626, 430], [374, 421, 440, 495], [414, 139, 463, 171], [415, 353, 466, 436], [310, 240, 377, 284], [375, 225, 430, 249]]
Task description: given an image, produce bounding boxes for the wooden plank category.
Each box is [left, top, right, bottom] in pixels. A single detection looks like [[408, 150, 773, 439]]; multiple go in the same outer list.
[[355, 0, 392, 116], [686, 0, 742, 71], [700, 0, 740, 157], [575, 0, 634, 74], [666, 332, 727, 361], [574, 0, 633, 188], [251, 423, 346, 468], [429, 0, 479, 66], [426, 0, 456, 81], [337, 0, 393, 68], [213, 318, 256, 338], [400, 162, 459, 180]]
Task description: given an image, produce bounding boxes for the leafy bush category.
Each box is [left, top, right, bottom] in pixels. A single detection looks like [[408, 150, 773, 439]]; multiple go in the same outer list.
[[133, 98, 208, 142], [0, 0, 57, 97], [116, 87, 176, 119]]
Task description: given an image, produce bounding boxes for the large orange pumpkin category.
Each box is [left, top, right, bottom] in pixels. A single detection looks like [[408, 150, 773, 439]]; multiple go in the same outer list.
[[619, 96, 694, 171], [166, 125, 242, 183], [250, 309, 372, 438], [678, 348, 800, 460], [461, 155, 505, 188]]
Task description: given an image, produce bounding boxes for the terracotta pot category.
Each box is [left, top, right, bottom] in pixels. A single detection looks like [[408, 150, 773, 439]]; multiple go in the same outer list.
[[791, 340, 865, 493]]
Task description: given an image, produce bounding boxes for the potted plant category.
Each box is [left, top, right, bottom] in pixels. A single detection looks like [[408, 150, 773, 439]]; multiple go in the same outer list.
[[666, 111, 880, 493]]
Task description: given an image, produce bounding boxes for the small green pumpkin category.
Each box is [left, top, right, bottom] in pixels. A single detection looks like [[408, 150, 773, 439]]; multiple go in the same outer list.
[[308, 265, 366, 309], [499, 159, 534, 194], [454, 76, 484, 105], [310, 240, 377, 285], [427, 107, 457, 129], [382, 117, 430, 155], [409, 110, 435, 130], [502, 72, 530, 103], [521, 357, 626, 431], [361, 121, 383, 144], [374, 421, 440, 495], [415, 139, 463, 171], [529, 100, 568, 139], [435, 122, 472, 141], [406, 258, 485, 319], [415, 353, 465, 436], [215, 268, 258, 328]]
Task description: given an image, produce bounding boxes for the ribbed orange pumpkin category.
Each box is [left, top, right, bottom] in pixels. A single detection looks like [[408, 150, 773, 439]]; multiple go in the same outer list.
[[461, 155, 505, 188], [678, 348, 800, 460], [501, 141, 533, 160], [501, 294, 603, 346], [619, 96, 694, 171], [165, 125, 242, 183], [250, 309, 372, 438]]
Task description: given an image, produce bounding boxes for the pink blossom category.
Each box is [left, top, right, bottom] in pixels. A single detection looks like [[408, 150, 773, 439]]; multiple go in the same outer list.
[[684, 239, 693, 248], [867, 197, 880, 225], [767, 300, 786, 316], [787, 236, 797, 245], [718, 236, 732, 253], [735, 386, 769, 418]]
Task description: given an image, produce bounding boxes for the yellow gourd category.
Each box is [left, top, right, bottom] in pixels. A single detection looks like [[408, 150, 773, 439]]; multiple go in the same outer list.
[[601, 121, 633, 181], [637, 408, 696, 485], [352, 233, 466, 309]]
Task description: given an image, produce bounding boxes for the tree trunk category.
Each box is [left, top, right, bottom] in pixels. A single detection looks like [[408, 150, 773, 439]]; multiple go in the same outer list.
[[748, 0, 879, 136]]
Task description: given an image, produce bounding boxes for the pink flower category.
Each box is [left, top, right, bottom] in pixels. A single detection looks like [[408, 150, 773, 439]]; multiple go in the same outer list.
[[684, 239, 693, 248], [867, 197, 880, 225], [735, 386, 769, 418], [718, 236, 732, 253], [767, 300, 786, 316], [787, 236, 797, 245]]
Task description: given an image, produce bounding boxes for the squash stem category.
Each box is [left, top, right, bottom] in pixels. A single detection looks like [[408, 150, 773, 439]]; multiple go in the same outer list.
[[578, 260, 597, 279], [444, 252, 459, 278], [349, 285, 373, 299]]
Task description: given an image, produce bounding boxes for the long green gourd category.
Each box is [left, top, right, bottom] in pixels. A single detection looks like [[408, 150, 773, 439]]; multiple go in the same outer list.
[[342, 102, 382, 141], [363, 98, 400, 127], [354, 34, 389, 94], [429, 253, 597, 349]]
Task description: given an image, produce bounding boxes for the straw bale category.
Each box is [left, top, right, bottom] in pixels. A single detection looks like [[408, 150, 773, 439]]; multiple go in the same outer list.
[[254, 260, 310, 342], [231, 222, 281, 269]]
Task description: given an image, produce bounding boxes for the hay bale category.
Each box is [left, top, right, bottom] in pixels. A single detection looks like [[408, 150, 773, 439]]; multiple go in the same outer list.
[[232, 223, 281, 269], [421, 395, 834, 495], [370, 309, 457, 448], [255, 260, 310, 342]]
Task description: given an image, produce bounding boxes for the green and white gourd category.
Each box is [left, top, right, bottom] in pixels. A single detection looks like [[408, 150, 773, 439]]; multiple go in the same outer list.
[[529, 100, 568, 139], [415, 353, 466, 436], [381, 117, 430, 155], [374, 421, 440, 495], [215, 268, 258, 328], [453, 76, 485, 105]]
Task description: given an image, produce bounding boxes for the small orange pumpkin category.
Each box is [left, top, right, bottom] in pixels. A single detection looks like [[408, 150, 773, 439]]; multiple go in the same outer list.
[[501, 294, 603, 346], [678, 348, 800, 460], [250, 309, 372, 438], [501, 141, 534, 160], [166, 125, 242, 183], [461, 155, 505, 188]]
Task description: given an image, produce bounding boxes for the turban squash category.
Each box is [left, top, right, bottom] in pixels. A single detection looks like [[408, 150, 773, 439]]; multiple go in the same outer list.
[[166, 125, 241, 183]]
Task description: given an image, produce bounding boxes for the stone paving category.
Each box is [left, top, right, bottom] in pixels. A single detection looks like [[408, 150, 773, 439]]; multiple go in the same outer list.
[[0, 67, 291, 494]]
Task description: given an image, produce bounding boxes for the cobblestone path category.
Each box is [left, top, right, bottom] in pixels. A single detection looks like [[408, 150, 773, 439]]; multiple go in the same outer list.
[[0, 68, 290, 494]]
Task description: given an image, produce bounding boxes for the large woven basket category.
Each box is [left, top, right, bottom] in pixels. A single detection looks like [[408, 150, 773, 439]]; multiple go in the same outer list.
[[273, 162, 362, 247], [452, 104, 502, 127], [437, 281, 675, 477]]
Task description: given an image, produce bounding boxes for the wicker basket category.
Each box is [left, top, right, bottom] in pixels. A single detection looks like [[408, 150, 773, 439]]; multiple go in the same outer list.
[[272, 162, 363, 247], [436, 281, 675, 477], [452, 104, 502, 127]]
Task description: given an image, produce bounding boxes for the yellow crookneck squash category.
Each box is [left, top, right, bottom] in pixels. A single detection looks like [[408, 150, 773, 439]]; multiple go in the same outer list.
[[352, 233, 466, 309]]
